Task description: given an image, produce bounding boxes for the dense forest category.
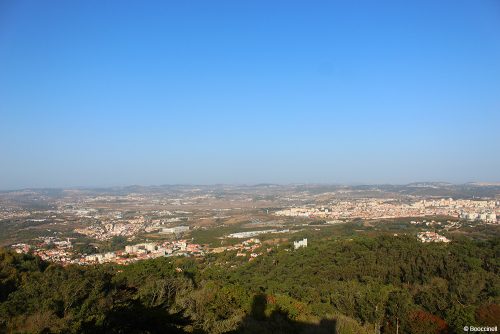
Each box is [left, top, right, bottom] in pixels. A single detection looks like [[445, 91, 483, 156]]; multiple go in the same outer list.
[[1, 235, 498, 333]]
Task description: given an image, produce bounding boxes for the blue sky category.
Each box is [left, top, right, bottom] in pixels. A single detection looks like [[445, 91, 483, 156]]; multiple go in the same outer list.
[[1, 1, 499, 189]]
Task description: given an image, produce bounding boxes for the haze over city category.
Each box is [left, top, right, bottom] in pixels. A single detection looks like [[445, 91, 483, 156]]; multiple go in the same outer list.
[[1, 1, 499, 189]]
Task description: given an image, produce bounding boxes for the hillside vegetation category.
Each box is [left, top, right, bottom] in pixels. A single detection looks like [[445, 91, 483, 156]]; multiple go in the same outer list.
[[0, 235, 498, 333]]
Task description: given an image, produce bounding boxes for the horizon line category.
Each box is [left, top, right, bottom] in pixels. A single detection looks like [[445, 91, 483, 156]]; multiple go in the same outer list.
[[2, 181, 500, 192]]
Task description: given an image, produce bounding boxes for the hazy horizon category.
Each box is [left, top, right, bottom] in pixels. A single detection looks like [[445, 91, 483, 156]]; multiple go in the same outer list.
[[3, 180, 500, 192], [1, 1, 499, 189]]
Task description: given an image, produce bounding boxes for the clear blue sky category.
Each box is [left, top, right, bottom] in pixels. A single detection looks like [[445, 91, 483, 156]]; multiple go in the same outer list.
[[1, 1, 499, 189]]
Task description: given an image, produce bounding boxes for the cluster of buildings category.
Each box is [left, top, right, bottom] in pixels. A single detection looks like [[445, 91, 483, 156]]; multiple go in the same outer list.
[[212, 238, 266, 261], [236, 238, 263, 260], [74, 219, 145, 241], [11, 237, 74, 263], [72, 206, 195, 241], [417, 231, 451, 243], [459, 211, 496, 223], [275, 198, 499, 222], [410, 219, 463, 231], [11, 237, 205, 266], [83, 240, 204, 265]]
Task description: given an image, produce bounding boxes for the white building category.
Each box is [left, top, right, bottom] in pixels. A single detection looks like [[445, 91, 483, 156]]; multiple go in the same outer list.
[[161, 226, 190, 234], [125, 245, 138, 253], [294, 238, 308, 250]]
